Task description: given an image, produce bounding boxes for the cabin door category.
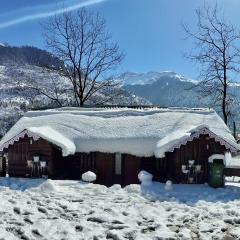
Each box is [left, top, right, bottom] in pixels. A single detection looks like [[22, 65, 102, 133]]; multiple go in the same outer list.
[[95, 153, 114, 186], [8, 140, 30, 176], [123, 155, 141, 186]]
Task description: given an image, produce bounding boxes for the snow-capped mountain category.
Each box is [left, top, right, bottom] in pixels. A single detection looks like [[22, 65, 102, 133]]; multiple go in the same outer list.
[[121, 71, 240, 130], [122, 71, 208, 107], [120, 71, 199, 86]]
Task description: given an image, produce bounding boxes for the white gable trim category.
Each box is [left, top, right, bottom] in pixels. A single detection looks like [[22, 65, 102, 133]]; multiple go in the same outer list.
[[0, 129, 40, 151], [166, 127, 238, 154], [0, 127, 238, 156]]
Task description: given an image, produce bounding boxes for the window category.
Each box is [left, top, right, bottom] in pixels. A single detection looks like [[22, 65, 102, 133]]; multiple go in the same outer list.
[[115, 153, 122, 175]]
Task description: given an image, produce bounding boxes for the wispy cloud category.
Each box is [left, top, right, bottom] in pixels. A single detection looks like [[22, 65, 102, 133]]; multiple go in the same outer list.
[[0, 0, 107, 29]]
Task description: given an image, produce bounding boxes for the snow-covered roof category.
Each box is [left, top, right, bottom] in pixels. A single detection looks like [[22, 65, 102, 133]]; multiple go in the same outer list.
[[0, 107, 239, 157]]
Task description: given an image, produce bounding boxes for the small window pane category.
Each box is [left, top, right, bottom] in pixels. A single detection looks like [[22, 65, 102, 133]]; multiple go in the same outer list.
[[115, 153, 122, 175]]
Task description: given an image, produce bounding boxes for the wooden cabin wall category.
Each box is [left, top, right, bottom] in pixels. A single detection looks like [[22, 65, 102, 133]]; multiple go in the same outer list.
[[51, 151, 115, 186], [137, 156, 168, 183], [7, 136, 53, 177], [122, 154, 141, 185], [155, 157, 168, 182], [95, 152, 115, 186], [52, 151, 159, 186], [0, 156, 6, 177], [52, 151, 97, 180], [5, 133, 229, 185], [53, 152, 167, 186], [224, 167, 240, 177], [165, 134, 227, 183]]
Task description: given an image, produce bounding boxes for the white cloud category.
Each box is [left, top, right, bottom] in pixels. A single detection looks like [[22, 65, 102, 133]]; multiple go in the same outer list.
[[0, 0, 107, 29]]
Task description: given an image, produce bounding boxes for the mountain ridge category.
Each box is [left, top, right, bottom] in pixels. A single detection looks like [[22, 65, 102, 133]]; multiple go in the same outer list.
[[0, 45, 150, 137], [122, 71, 206, 108], [120, 71, 199, 86]]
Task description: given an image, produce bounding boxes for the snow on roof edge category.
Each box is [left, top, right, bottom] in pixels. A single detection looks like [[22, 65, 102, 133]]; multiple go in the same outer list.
[[0, 127, 76, 157], [28, 126, 76, 157], [155, 125, 240, 158], [0, 107, 239, 158]]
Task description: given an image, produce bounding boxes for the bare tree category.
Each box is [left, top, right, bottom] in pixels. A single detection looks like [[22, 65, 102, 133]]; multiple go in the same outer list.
[[183, 4, 240, 124], [43, 8, 124, 106]]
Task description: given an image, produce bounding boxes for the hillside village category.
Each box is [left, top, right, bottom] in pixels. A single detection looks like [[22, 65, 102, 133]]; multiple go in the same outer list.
[[0, 1, 240, 240]]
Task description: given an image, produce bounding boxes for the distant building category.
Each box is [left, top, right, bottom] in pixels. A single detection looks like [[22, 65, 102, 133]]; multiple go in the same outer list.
[[0, 107, 239, 186]]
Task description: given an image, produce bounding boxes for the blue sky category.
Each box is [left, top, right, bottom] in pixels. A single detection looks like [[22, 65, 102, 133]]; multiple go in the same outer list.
[[0, 0, 240, 79]]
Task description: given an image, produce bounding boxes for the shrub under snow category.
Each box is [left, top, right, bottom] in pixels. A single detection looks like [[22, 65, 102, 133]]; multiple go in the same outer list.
[[138, 170, 153, 186], [82, 171, 97, 182]]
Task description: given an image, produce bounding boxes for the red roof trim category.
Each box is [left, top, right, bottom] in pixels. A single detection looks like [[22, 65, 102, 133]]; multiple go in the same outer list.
[[166, 127, 238, 154], [0, 129, 40, 151]]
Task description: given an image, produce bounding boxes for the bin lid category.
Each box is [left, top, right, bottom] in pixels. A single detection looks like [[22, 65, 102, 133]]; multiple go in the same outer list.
[[208, 154, 225, 163]]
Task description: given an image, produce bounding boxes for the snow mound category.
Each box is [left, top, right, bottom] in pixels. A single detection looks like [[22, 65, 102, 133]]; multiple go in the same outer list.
[[165, 180, 173, 191], [124, 184, 140, 194], [138, 170, 153, 186], [28, 126, 76, 156], [82, 171, 97, 182], [39, 179, 57, 192], [109, 184, 122, 191]]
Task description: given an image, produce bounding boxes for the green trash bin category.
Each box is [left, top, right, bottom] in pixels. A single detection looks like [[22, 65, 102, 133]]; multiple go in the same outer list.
[[208, 158, 225, 188]]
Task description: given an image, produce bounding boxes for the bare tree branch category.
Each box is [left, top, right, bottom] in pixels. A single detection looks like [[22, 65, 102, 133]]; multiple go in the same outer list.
[[183, 4, 240, 125], [43, 8, 124, 106]]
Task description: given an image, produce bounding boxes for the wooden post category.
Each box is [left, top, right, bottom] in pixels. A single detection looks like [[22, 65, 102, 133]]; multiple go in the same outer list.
[[0, 156, 6, 177], [233, 121, 237, 139]]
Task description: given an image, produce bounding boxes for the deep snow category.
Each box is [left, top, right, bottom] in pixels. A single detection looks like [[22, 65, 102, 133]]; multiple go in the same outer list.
[[0, 178, 240, 239], [1, 108, 239, 158]]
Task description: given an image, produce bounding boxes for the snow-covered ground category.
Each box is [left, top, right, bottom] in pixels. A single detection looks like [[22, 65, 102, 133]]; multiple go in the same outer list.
[[0, 178, 240, 240]]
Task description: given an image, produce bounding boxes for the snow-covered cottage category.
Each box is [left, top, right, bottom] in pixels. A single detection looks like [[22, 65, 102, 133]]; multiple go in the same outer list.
[[0, 107, 239, 186]]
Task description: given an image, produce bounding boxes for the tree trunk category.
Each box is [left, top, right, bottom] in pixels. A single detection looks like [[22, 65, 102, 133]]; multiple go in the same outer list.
[[222, 84, 227, 124], [80, 100, 84, 107], [233, 121, 237, 139], [222, 59, 228, 124]]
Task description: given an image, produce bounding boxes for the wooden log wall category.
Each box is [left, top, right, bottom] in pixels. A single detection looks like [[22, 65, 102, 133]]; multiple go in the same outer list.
[[0, 156, 6, 177], [52, 151, 97, 180], [4, 133, 230, 185], [224, 167, 240, 177], [122, 154, 140, 185], [95, 152, 115, 186], [165, 135, 227, 183], [7, 136, 53, 177]]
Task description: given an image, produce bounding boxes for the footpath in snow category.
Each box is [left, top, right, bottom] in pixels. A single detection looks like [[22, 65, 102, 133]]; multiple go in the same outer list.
[[0, 178, 240, 239]]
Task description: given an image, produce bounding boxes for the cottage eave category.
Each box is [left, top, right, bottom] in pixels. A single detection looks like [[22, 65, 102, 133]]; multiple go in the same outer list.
[[163, 127, 240, 156]]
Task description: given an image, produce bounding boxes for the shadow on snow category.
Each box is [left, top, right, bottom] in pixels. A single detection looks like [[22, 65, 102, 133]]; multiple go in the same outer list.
[[138, 181, 240, 205]]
